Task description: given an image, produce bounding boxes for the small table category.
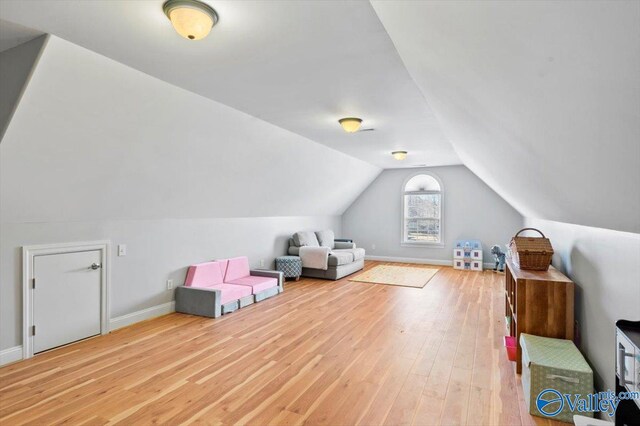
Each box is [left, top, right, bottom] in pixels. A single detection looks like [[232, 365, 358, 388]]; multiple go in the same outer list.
[[275, 256, 302, 281]]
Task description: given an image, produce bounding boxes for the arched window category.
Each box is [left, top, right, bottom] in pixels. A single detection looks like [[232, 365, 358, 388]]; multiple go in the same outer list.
[[402, 173, 443, 245]]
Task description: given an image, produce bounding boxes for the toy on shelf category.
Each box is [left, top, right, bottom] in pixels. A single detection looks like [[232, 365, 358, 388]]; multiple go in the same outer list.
[[491, 245, 506, 272], [453, 240, 483, 271]]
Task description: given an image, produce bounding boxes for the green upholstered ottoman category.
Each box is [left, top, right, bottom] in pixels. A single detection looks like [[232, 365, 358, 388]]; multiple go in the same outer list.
[[520, 333, 593, 423], [275, 256, 302, 280]]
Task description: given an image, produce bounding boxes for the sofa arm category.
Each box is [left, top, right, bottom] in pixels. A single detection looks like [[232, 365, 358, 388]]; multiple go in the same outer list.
[[334, 241, 356, 249], [251, 269, 284, 291], [175, 286, 222, 318], [334, 238, 353, 243], [288, 246, 300, 256]]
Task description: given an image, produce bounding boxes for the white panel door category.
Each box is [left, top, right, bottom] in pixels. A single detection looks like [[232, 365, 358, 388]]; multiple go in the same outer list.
[[33, 250, 102, 353]]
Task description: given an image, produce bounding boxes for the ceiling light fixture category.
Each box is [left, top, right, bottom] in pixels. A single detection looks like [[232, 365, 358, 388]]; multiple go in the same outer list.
[[163, 0, 218, 41], [338, 117, 363, 133], [392, 151, 408, 160]]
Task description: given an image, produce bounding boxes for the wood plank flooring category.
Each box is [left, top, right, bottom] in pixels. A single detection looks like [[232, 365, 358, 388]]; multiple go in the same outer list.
[[0, 261, 565, 425]]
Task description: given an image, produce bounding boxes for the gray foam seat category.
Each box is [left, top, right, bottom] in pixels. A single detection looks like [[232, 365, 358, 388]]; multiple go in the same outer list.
[[328, 250, 354, 266]]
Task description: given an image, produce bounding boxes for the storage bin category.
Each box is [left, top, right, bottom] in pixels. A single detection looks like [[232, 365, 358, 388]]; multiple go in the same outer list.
[[504, 335, 516, 361], [510, 228, 554, 271], [275, 255, 302, 279], [520, 333, 593, 423]]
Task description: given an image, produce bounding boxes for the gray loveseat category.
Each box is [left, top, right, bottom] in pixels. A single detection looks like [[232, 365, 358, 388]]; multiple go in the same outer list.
[[288, 230, 365, 280]]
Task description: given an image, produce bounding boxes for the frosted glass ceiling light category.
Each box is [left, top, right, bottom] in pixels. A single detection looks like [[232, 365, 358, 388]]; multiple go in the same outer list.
[[392, 151, 408, 160], [338, 117, 363, 133], [163, 0, 218, 41]]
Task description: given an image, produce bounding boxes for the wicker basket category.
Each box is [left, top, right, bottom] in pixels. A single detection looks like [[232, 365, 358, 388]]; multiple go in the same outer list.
[[509, 228, 554, 271]]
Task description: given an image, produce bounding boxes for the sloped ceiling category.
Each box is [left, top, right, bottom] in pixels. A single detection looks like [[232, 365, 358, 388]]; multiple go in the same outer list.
[[0, 36, 380, 222], [372, 1, 640, 233], [0, 19, 43, 52], [0, 35, 46, 141], [2, 1, 638, 232], [0, 0, 459, 169]]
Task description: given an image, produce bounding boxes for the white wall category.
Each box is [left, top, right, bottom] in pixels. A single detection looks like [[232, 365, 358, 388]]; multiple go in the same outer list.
[[0, 216, 341, 350], [524, 218, 640, 392], [0, 35, 380, 353], [342, 166, 523, 263]]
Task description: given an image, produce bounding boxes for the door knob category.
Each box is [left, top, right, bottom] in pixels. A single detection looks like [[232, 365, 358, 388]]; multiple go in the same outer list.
[[90, 263, 102, 270]]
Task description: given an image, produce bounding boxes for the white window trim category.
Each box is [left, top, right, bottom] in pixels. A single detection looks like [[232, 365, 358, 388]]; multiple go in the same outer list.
[[400, 172, 445, 248]]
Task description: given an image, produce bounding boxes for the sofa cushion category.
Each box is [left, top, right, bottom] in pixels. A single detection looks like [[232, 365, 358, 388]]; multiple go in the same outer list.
[[217, 259, 229, 278], [315, 230, 335, 249], [184, 262, 224, 288], [334, 241, 356, 250], [352, 248, 365, 261], [226, 276, 278, 294], [223, 256, 250, 282], [210, 283, 252, 305], [328, 250, 354, 266], [293, 231, 319, 247]]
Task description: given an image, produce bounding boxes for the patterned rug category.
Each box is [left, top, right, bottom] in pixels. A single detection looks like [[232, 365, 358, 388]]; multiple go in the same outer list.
[[349, 265, 439, 288]]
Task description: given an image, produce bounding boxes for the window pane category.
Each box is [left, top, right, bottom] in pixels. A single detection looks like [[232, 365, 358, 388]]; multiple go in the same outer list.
[[405, 218, 440, 242], [404, 174, 441, 192], [404, 194, 441, 242], [404, 194, 440, 219]]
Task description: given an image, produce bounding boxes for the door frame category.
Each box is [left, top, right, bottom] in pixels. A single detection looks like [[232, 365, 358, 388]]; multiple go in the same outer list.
[[22, 240, 111, 359]]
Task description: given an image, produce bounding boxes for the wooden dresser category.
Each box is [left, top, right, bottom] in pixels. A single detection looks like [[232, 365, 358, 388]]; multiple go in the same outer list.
[[505, 256, 575, 373]]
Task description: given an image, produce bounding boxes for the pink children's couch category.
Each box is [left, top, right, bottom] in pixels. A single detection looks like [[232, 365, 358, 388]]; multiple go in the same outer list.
[[175, 257, 283, 318]]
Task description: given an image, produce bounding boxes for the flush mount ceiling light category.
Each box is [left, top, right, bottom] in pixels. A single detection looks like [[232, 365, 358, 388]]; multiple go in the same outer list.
[[392, 151, 408, 160], [163, 0, 218, 40], [338, 117, 363, 133]]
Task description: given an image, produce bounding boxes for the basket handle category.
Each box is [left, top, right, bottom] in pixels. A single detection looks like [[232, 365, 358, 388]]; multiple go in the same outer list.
[[514, 228, 546, 238]]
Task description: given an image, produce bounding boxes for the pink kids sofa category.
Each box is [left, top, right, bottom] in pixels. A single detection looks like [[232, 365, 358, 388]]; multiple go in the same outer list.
[[175, 258, 283, 318], [217, 257, 282, 305]]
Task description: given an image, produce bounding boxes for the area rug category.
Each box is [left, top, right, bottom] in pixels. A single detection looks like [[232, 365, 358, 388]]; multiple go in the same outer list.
[[349, 265, 439, 288]]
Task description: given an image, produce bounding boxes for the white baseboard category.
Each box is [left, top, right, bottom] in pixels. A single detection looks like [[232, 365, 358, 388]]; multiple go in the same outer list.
[[109, 301, 175, 331], [365, 255, 496, 270], [0, 345, 23, 366], [365, 255, 452, 266], [1, 302, 176, 367]]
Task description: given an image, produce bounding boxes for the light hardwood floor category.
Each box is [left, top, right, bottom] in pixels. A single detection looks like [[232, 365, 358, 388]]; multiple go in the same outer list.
[[0, 261, 564, 425]]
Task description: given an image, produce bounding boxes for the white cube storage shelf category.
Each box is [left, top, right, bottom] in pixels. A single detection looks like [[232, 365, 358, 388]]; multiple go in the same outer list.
[[453, 240, 483, 271]]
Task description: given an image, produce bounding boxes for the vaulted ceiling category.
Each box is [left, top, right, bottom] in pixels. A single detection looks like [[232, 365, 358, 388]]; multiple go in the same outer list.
[[0, 19, 42, 52], [1, 35, 381, 222], [371, 0, 640, 233], [1, 0, 638, 233], [0, 1, 459, 169]]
